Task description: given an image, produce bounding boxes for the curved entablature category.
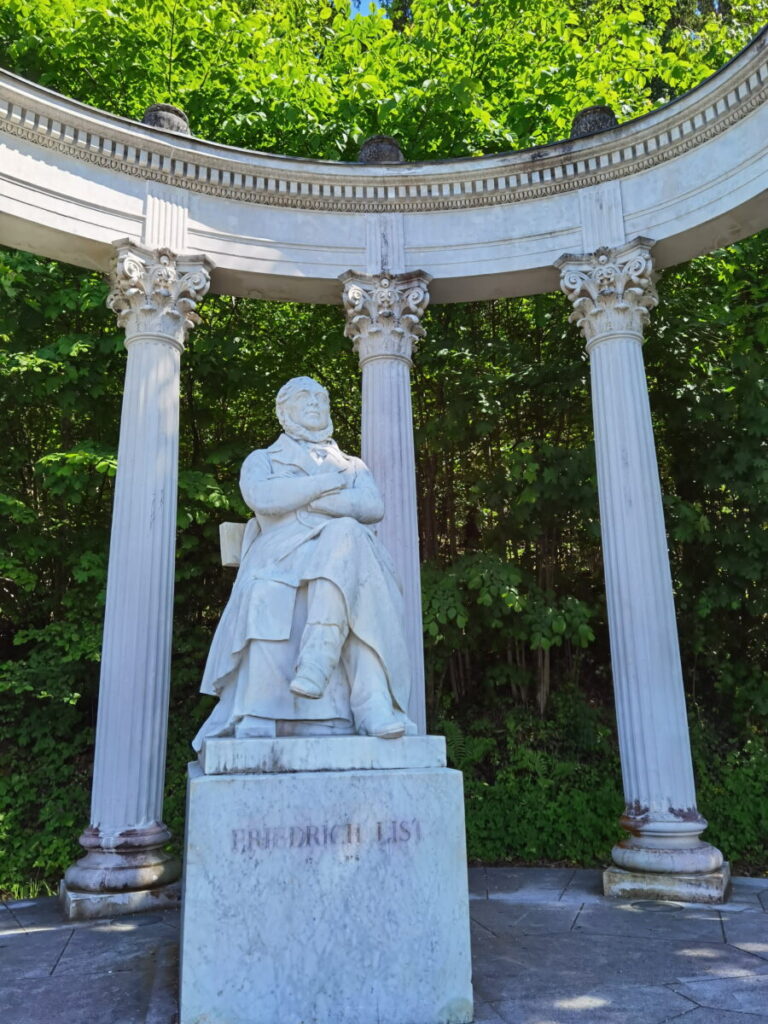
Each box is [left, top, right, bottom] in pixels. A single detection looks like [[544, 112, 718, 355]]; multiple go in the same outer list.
[[0, 28, 766, 303]]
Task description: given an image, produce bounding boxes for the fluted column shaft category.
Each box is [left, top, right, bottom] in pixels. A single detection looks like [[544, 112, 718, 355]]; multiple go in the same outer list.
[[557, 239, 722, 875], [341, 272, 431, 733], [64, 242, 211, 900]]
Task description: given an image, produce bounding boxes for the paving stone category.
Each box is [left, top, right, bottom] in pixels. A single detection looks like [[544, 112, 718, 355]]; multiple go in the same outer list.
[[560, 868, 604, 902], [472, 999, 507, 1023], [471, 897, 581, 935], [144, 942, 179, 1024], [489, 983, 694, 1024], [0, 925, 74, 983], [53, 917, 178, 977], [729, 877, 768, 891], [468, 866, 488, 897], [486, 866, 576, 900], [3, 874, 767, 1023], [471, 931, 768, 1003], [728, 879, 768, 909], [721, 908, 768, 961], [672, 974, 768, 1017], [4, 896, 67, 932], [0, 906, 23, 937], [573, 901, 725, 942], [730, 941, 768, 964], [0, 963, 154, 1024], [663, 1010, 768, 1022]]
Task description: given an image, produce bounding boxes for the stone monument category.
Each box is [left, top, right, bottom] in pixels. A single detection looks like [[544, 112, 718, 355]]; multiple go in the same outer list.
[[179, 378, 473, 1024]]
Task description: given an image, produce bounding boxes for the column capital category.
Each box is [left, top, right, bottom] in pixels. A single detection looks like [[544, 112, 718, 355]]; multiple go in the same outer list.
[[556, 237, 658, 349], [340, 270, 431, 367], [106, 240, 213, 349]]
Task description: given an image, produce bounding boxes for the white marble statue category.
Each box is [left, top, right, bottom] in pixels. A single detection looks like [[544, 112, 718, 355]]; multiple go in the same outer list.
[[193, 377, 415, 748]]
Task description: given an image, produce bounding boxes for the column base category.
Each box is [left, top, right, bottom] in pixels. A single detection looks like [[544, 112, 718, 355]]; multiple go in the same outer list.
[[603, 863, 731, 904], [60, 878, 181, 920], [612, 835, 723, 874], [62, 822, 180, 911]]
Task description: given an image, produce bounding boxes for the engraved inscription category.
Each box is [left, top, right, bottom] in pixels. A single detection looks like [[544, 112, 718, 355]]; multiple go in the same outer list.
[[376, 819, 423, 843], [231, 818, 422, 854]]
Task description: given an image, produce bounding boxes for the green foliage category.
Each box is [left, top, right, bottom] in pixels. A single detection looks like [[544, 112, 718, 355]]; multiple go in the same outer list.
[[444, 689, 625, 864], [423, 552, 596, 716], [1, 0, 766, 157], [694, 728, 768, 870], [447, 693, 768, 869], [0, 701, 92, 897], [1, 0, 767, 893]]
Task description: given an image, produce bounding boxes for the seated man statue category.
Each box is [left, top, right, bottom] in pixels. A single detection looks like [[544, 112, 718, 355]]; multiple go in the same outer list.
[[192, 376, 415, 749]]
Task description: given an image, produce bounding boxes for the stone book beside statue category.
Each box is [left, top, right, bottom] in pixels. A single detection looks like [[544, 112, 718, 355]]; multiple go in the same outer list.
[[193, 375, 417, 749]]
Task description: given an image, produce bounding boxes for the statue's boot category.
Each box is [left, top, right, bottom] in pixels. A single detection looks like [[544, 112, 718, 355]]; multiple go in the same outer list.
[[353, 691, 408, 739], [345, 636, 415, 740], [290, 622, 347, 699]]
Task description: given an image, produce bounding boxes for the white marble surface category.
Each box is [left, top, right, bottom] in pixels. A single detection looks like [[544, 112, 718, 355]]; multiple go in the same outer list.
[[62, 245, 210, 906], [343, 273, 430, 733], [194, 378, 416, 749], [559, 241, 723, 883], [604, 864, 731, 904], [180, 762, 473, 1024], [200, 735, 446, 775], [59, 879, 180, 921]]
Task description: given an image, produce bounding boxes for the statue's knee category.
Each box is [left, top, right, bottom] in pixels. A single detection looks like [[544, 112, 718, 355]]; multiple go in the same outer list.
[[325, 516, 365, 540]]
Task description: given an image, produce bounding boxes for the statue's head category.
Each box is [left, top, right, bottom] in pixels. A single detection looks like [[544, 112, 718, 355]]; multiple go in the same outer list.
[[276, 377, 333, 443]]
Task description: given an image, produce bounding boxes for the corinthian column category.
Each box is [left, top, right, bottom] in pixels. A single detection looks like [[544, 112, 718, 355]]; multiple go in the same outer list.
[[556, 238, 728, 902], [341, 271, 431, 734], [62, 241, 212, 918]]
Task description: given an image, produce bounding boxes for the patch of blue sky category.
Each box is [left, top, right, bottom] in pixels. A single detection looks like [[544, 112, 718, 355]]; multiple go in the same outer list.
[[350, 0, 386, 16]]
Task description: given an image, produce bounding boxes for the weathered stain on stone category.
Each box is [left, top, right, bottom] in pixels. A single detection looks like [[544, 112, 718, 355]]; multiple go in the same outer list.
[[358, 134, 404, 163], [570, 105, 619, 139], [142, 103, 190, 135], [621, 800, 650, 832], [668, 805, 705, 823]]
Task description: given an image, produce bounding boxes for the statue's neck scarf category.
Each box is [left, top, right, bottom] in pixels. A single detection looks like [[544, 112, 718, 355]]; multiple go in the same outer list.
[[280, 417, 335, 445]]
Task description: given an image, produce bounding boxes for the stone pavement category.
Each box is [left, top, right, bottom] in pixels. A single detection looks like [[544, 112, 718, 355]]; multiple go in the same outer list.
[[1, 867, 767, 1023]]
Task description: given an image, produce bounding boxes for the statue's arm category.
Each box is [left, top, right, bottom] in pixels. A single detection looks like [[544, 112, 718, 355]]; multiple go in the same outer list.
[[240, 451, 344, 515], [308, 462, 384, 524]]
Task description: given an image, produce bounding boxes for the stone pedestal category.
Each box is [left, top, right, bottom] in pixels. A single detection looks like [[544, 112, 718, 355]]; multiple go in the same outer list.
[[59, 879, 181, 921], [603, 864, 731, 904], [180, 738, 473, 1024]]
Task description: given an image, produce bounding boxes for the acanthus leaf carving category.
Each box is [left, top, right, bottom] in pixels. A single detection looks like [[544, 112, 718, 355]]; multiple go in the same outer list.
[[557, 239, 658, 347], [107, 242, 212, 348], [341, 272, 431, 366]]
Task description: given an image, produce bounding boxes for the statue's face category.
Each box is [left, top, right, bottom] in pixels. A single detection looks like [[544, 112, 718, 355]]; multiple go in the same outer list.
[[285, 383, 330, 432]]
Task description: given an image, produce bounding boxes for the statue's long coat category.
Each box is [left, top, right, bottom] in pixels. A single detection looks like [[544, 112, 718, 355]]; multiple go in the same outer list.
[[192, 433, 411, 750]]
